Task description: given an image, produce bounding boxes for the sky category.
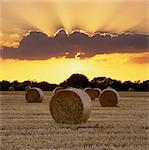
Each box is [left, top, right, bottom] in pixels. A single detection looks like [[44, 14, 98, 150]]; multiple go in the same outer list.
[[0, 0, 149, 83]]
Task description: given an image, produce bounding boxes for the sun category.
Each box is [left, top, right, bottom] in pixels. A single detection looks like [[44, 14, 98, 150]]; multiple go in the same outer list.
[[65, 59, 85, 74], [75, 52, 85, 60]]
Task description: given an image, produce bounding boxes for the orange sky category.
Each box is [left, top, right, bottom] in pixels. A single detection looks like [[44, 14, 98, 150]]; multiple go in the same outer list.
[[0, 52, 149, 83], [0, 0, 149, 83]]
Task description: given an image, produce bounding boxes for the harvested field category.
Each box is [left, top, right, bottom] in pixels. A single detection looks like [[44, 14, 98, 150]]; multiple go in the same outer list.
[[0, 91, 149, 149]]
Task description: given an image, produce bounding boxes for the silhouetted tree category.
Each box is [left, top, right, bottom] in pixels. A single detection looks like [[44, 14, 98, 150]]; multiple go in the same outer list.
[[38, 81, 57, 91], [16, 83, 25, 91], [0, 80, 11, 91], [91, 77, 107, 90], [11, 80, 20, 89], [121, 81, 134, 91], [0, 78, 148, 91], [91, 77, 106, 84], [22, 80, 32, 87], [138, 80, 149, 91], [59, 80, 68, 88], [110, 80, 122, 91], [66, 73, 90, 88]]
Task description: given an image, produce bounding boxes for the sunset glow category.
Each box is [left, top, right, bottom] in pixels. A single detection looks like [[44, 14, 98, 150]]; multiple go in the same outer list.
[[0, 0, 148, 83], [0, 52, 148, 83], [1, 0, 148, 47]]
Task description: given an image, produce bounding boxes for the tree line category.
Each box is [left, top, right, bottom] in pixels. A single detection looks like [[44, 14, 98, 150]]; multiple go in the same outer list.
[[0, 74, 148, 91]]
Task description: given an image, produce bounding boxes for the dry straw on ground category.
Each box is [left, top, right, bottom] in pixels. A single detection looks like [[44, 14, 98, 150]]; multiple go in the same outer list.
[[25, 87, 44, 103], [99, 88, 119, 107], [50, 88, 92, 124], [25, 86, 31, 91], [84, 87, 99, 100], [94, 88, 102, 98], [53, 86, 64, 93]]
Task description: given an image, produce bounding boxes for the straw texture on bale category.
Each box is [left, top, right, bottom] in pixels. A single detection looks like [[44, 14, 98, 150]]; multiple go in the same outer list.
[[84, 87, 98, 100], [94, 88, 102, 98], [53, 86, 64, 93], [25, 87, 44, 103], [50, 88, 92, 124], [9, 86, 15, 91], [99, 88, 119, 107], [25, 86, 31, 91]]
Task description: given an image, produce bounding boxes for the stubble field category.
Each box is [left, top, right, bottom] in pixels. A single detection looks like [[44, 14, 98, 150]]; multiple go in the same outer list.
[[0, 91, 149, 150]]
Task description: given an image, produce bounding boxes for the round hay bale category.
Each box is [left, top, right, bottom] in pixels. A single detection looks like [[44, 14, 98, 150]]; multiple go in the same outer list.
[[99, 88, 119, 107], [25, 86, 31, 91], [53, 86, 64, 93], [9, 86, 15, 91], [25, 87, 44, 103], [128, 88, 134, 92], [128, 88, 135, 97], [84, 87, 98, 100], [50, 88, 92, 124], [94, 88, 102, 98]]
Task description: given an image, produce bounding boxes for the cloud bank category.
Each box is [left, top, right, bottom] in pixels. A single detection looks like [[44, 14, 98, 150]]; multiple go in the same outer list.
[[1, 29, 149, 60]]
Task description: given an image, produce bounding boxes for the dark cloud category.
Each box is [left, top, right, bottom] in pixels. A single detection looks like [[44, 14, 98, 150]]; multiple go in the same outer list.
[[1, 29, 149, 60]]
